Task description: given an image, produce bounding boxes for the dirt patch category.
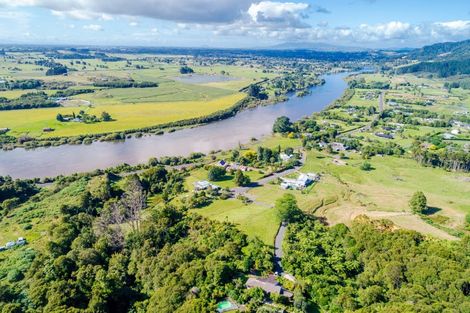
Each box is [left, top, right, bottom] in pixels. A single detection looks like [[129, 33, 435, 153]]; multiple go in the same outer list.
[[59, 99, 91, 107], [317, 203, 459, 241]]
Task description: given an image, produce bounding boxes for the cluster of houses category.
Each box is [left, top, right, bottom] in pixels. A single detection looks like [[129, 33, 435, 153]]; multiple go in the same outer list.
[[442, 121, 470, 139], [280, 172, 319, 190], [0, 237, 26, 252], [318, 141, 348, 152], [216, 160, 251, 172], [374, 123, 404, 140], [362, 91, 378, 101]]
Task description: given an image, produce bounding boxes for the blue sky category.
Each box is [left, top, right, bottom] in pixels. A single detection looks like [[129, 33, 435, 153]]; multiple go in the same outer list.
[[0, 0, 469, 48]]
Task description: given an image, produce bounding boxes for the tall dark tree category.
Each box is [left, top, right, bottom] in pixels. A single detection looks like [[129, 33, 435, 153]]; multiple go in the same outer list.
[[273, 116, 293, 133]]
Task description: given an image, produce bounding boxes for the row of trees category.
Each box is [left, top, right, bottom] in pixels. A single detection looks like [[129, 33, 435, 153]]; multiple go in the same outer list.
[[0, 91, 58, 111], [412, 141, 470, 172], [92, 80, 158, 88], [349, 77, 390, 89], [56, 111, 113, 123], [0, 79, 42, 90]]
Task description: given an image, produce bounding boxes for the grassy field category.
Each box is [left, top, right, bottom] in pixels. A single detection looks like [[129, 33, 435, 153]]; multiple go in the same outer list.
[[192, 126, 470, 241], [0, 93, 245, 137], [192, 198, 280, 245], [0, 53, 279, 139]]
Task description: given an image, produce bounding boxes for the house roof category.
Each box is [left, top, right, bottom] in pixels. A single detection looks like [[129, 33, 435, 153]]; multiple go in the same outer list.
[[246, 277, 282, 294]]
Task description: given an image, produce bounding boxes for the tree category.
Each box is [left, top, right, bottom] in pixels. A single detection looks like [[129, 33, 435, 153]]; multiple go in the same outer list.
[[273, 116, 293, 133], [179, 66, 194, 74], [141, 166, 168, 194], [247, 84, 268, 100], [275, 194, 303, 222], [46, 66, 68, 76], [409, 191, 427, 214], [234, 170, 251, 186], [121, 175, 146, 232], [360, 161, 373, 171], [207, 166, 226, 182], [101, 111, 112, 122]]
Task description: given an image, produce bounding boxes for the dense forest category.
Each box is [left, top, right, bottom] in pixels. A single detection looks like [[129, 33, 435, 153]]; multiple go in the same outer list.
[[0, 172, 273, 312], [283, 216, 470, 312]]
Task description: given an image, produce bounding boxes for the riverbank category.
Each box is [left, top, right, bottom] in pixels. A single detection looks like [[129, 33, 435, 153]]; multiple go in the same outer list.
[[0, 81, 325, 151], [0, 73, 349, 178]]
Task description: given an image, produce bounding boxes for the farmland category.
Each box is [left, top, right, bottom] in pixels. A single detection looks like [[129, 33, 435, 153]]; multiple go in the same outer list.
[[0, 52, 279, 141], [1, 93, 245, 137]]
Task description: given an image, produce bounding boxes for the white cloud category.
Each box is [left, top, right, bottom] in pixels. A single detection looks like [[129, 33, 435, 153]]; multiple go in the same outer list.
[[51, 9, 113, 20], [357, 21, 416, 41], [1, 0, 470, 48], [129, 22, 138, 27], [247, 1, 309, 26], [210, 19, 470, 48], [436, 20, 470, 31], [83, 24, 103, 31], [0, 0, 255, 23]]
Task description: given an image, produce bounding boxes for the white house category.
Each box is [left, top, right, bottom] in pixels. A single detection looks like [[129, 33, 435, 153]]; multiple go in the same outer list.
[[280, 153, 293, 162], [194, 181, 220, 191], [330, 142, 347, 152], [281, 173, 319, 190]]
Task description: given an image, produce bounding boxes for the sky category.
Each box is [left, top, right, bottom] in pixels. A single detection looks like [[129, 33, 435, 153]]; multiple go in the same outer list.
[[0, 0, 469, 49]]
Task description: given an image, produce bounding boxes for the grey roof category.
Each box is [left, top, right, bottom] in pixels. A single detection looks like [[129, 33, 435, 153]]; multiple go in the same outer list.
[[246, 277, 282, 294]]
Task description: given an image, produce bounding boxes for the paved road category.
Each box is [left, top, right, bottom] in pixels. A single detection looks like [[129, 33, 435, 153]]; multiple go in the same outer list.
[[274, 222, 287, 274], [379, 91, 384, 113], [273, 222, 296, 282]]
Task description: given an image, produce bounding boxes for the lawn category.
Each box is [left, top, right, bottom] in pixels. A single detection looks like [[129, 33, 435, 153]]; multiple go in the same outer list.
[[192, 198, 280, 245], [300, 150, 470, 227], [0, 93, 246, 138]]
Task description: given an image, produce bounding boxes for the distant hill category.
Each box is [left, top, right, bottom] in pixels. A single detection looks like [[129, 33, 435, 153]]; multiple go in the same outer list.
[[407, 39, 470, 61], [397, 58, 470, 77], [268, 42, 368, 52], [397, 39, 470, 77]]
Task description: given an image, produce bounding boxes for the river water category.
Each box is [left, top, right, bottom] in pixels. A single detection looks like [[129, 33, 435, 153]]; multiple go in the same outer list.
[[0, 72, 349, 179]]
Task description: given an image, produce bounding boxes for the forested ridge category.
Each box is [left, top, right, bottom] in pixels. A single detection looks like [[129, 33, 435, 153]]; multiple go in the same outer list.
[[397, 59, 470, 77]]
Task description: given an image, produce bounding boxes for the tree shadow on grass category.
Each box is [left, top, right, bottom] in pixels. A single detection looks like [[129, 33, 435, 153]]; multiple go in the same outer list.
[[422, 206, 442, 215]]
